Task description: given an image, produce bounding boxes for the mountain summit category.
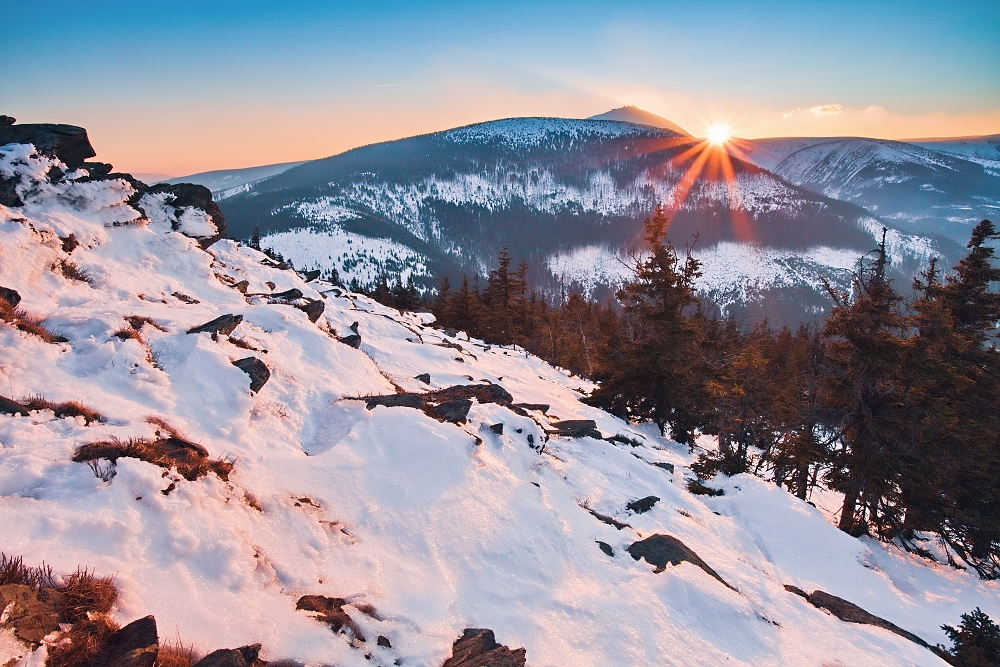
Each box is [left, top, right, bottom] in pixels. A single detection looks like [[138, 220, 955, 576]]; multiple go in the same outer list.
[[587, 106, 691, 136]]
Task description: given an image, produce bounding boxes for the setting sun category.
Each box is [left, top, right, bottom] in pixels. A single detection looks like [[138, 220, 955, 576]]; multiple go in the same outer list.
[[707, 124, 731, 145]]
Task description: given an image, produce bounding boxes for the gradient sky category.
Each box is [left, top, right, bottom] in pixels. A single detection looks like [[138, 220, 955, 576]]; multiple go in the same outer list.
[[5, 1, 998, 176]]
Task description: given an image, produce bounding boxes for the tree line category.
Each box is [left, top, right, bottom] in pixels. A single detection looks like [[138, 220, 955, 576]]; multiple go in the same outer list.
[[368, 206, 1000, 580]]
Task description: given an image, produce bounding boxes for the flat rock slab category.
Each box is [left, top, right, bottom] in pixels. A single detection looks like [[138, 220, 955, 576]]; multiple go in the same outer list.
[[627, 534, 735, 590], [442, 628, 526, 667], [0, 584, 64, 643], [188, 314, 243, 337], [358, 383, 515, 424], [550, 420, 602, 439], [802, 589, 932, 649], [0, 123, 96, 169], [232, 357, 270, 392]]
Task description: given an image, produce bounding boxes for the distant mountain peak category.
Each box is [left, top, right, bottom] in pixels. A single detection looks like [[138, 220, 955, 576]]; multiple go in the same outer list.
[[587, 106, 691, 137]]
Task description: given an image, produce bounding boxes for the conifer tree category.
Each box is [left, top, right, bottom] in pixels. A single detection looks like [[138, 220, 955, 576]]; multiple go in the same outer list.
[[822, 230, 911, 536], [587, 205, 709, 444]]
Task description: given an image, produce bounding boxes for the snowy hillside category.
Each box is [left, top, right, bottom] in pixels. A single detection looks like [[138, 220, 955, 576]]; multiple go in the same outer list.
[[2, 132, 1000, 667]]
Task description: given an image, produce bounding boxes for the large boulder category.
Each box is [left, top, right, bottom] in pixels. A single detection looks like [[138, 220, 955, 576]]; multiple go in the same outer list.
[[187, 314, 243, 337], [0, 122, 96, 169], [442, 628, 526, 667]]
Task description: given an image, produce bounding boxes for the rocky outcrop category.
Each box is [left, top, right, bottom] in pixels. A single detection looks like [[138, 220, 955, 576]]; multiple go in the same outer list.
[[143, 182, 228, 249], [0, 122, 96, 169], [232, 357, 270, 393], [628, 534, 735, 590], [442, 628, 526, 667]]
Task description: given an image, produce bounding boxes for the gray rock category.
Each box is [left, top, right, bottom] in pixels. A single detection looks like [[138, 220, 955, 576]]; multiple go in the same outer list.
[[339, 333, 362, 348], [430, 399, 473, 424], [804, 590, 932, 649], [296, 300, 325, 323], [0, 123, 96, 169], [0, 286, 21, 308], [442, 628, 526, 667], [300, 269, 321, 282], [267, 288, 303, 300], [232, 357, 270, 392], [415, 373, 431, 384], [512, 403, 548, 414], [652, 462, 675, 473], [0, 396, 29, 416], [187, 314, 243, 337], [97, 615, 158, 667], [626, 496, 660, 514], [489, 423, 504, 435], [550, 420, 602, 439], [191, 648, 247, 667], [365, 394, 427, 410], [627, 534, 734, 590], [597, 541, 615, 557]]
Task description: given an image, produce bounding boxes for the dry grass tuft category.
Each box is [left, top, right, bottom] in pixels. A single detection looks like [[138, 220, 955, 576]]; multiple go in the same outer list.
[[0, 300, 68, 343], [47, 614, 120, 667], [113, 327, 144, 343], [244, 490, 263, 512], [126, 315, 166, 332], [22, 395, 104, 424], [74, 435, 233, 482], [60, 567, 118, 622], [156, 637, 202, 667], [0, 552, 57, 588], [55, 260, 94, 285]]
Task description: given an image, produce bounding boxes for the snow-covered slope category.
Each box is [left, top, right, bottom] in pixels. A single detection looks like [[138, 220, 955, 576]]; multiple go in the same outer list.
[[164, 161, 307, 198], [2, 137, 998, 667], [586, 106, 691, 137], [740, 137, 1000, 243]]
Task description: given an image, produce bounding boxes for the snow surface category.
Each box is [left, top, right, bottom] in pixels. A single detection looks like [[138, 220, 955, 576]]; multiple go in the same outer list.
[[1, 142, 998, 666], [260, 226, 431, 286]]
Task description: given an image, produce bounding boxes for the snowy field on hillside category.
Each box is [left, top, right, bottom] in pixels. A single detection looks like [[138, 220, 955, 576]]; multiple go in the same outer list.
[[2, 141, 1000, 666]]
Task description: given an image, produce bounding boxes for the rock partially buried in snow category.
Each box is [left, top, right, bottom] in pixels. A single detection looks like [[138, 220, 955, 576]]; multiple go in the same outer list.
[[295, 595, 367, 642], [187, 314, 243, 338], [141, 182, 227, 249], [296, 299, 325, 323], [359, 383, 516, 425], [339, 333, 362, 348], [626, 496, 660, 514], [232, 357, 270, 393], [429, 398, 473, 424], [442, 628, 526, 667], [0, 286, 21, 308], [191, 644, 265, 667], [792, 588, 934, 650], [95, 615, 159, 667], [0, 396, 29, 417], [627, 534, 735, 590], [415, 373, 431, 384], [549, 419, 602, 439]]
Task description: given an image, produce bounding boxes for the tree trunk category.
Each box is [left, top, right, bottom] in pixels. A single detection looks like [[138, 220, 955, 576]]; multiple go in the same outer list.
[[839, 483, 859, 533]]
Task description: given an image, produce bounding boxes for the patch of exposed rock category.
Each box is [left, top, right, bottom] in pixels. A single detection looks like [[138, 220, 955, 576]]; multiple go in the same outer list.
[[628, 534, 735, 590], [442, 628, 526, 667]]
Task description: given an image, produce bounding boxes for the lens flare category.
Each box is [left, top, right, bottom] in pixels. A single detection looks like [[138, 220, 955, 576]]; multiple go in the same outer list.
[[707, 125, 730, 145]]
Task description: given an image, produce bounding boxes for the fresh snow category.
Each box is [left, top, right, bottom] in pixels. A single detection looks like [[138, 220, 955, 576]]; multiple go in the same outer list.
[[260, 226, 431, 286], [1, 141, 998, 666]]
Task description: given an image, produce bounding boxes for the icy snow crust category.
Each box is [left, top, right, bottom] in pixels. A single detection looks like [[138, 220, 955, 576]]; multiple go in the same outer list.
[[1, 144, 996, 666]]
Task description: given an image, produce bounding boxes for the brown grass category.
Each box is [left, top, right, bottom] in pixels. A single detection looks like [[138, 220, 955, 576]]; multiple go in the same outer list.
[[0, 552, 57, 588], [47, 614, 120, 667], [74, 436, 233, 482], [113, 327, 144, 343], [22, 395, 104, 424], [244, 490, 263, 512], [56, 260, 94, 285], [156, 637, 202, 667], [0, 300, 68, 343], [126, 315, 166, 332]]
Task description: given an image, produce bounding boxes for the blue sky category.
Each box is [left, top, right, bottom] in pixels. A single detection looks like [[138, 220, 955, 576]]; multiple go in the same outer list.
[[4, 1, 998, 174]]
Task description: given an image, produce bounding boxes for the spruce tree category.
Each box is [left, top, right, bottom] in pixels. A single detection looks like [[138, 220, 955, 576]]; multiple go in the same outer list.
[[587, 205, 709, 444]]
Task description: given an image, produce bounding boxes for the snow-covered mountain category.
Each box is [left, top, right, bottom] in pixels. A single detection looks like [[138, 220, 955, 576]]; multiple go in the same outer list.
[[740, 137, 1000, 243], [586, 106, 692, 136], [3, 122, 998, 667], [220, 117, 952, 323], [164, 161, 307, 199]]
